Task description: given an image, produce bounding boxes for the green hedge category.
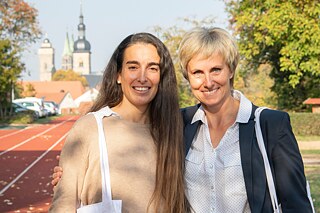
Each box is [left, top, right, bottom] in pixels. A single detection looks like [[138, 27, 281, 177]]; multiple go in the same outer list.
[[0, 112, 35, 125], [289, 113, 320, 136]]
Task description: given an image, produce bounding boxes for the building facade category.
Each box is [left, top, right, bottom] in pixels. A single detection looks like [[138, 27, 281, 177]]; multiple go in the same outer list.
[[38, 38, 55, 81], [39, 3, 92, 80]]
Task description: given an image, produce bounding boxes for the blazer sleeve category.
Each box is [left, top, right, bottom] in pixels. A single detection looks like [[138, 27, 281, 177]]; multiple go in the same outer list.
[[261, 110, 313, 212]]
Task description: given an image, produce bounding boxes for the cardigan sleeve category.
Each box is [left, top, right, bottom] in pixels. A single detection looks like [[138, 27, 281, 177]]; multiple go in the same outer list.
[[262, 110, 313, 212]]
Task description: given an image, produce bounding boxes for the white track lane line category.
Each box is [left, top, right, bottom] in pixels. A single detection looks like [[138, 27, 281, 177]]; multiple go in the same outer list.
[[0, 128, 31, 141], [0, 116, 74, 156], [0, 132, 68, 195]]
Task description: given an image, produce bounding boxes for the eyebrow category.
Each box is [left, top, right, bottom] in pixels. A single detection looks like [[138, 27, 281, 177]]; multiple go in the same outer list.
[[126, 61, 160, 67]]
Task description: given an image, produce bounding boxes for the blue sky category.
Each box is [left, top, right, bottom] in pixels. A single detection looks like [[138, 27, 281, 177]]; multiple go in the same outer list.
[[22, 0, 229, 80]]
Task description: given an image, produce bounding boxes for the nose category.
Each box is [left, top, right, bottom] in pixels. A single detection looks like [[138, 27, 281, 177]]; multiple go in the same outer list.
[[138, 69, 147, 83], [204, 73, 213, 88]]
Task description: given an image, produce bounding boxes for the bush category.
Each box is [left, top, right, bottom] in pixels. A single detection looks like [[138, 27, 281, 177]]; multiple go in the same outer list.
[[0, 112, 35, 124], [9, 113, 34, 124], [289, 113, 320, 136]]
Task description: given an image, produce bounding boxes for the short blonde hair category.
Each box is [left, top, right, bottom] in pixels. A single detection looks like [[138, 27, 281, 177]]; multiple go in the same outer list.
[[178, 27, 239, 87]]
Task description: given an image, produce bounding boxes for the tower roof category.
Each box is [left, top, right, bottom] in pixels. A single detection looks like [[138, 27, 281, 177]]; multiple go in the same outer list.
[[40, 37, 53, 48], [63, 32, 72, 56], [74, 1, 91, 52]]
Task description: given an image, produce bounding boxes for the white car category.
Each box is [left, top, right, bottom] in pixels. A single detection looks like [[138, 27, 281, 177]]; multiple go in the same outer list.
[[44, 101, 59, 116], [13, 99, 47, 118]]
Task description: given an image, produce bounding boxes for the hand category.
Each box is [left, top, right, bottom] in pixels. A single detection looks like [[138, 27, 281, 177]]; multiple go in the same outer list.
[[51, 155, 63, 187]]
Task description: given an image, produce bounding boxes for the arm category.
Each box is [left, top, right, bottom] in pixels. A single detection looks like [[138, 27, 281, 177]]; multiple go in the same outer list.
[[49, 118, 89, 212], [264, 111, 313, 212]]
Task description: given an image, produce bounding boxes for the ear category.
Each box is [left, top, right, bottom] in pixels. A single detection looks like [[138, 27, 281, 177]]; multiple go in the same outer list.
[[229, 71, 234, 79], [117, 74, 121, 84]]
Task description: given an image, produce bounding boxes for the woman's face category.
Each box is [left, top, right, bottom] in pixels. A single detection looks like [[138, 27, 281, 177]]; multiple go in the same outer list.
[[117, 43, 161, 111], [187, 53, 234, 109]]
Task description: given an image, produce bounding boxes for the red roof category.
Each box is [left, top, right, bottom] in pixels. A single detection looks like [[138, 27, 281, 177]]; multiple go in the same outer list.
[[20, 81, 85, 99], [35, 92, 68, 104], [303, 98, 320, 105]]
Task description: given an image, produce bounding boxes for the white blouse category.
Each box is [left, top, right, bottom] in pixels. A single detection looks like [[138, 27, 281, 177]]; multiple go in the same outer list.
[[185, 90, 252, 213]]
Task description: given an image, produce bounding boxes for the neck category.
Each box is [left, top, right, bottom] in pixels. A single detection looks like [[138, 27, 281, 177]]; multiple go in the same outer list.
[[203, 96, 239, 128]]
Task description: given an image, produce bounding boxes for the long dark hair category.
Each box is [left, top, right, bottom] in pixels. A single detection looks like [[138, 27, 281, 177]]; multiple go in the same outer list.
[[91, 33, 190, 212]]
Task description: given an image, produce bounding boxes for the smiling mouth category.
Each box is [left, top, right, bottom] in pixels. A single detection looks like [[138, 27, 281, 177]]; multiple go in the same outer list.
[[133, 86, 150, 92], [203, 88, 218, 95]]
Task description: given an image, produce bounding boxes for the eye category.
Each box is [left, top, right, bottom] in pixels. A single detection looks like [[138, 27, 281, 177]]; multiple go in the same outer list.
[[149, 66, 160, 72], [211, 67, 222, 74], [193, 70, 204, 78], [128, 65, 138, 71]]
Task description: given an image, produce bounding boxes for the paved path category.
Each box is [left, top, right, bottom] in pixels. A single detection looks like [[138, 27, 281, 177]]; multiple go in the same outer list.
[[298, 141, 320, 166], [298, 141, 320, 150]]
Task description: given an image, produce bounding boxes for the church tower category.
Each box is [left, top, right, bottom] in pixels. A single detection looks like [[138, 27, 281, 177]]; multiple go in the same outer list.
[[73, 2, 91, 75], [38, 37, 55, 81], [61, 32, 73, 70]]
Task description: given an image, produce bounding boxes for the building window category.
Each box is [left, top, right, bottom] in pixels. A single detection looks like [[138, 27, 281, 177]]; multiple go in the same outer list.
[[79, 61, 84, 67], [44, 63, 47, 70]]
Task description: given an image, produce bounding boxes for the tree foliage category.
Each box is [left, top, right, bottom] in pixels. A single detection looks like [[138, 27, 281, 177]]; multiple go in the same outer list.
[[235, 63, 277, 107], [52, 69, 89, 87], [21, 82, 36, 98], [225, 0, 320, 110], [0, 0, 41, 49], [0, 40, 25, 118], [152, 16, 216, 107]]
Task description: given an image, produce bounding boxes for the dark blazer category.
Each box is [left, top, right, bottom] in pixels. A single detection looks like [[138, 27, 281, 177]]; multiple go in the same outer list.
[[181, 104, 313, 213]]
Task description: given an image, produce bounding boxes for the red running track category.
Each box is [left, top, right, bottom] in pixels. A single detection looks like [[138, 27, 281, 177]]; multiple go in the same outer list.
[[0, 115, 79, 213]]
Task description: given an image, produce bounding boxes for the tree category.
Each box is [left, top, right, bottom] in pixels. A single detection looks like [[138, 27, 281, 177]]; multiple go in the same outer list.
[[0, 1, 41, 120], [225, 0, 320, 110], [153, 16, 216, 107], [0, 40, 25, 119], [52, 69, 89, 87], [235, 63, 277, 108], [0, 0, 41, 49], [21, 82, 36, 97]]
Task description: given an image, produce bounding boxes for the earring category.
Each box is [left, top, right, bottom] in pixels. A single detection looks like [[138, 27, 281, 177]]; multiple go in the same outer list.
[[117, 80, 121, 84]]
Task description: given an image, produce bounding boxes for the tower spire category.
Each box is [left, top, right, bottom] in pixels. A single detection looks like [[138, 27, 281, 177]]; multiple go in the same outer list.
[[73, 0, 91, 74], [62, 32, 71, 56], [80, 0, 83, 17], [78, 0, 85, 39]]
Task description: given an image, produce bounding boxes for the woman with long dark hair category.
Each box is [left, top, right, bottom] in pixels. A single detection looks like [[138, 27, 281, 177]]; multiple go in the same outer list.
[[49, 33, 190, 213]]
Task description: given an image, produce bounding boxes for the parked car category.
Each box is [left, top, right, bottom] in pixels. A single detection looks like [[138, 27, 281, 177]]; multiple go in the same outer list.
[[44, 101, 59, 116], [11, 102, 39, 120], [13, 99, 47, 118]]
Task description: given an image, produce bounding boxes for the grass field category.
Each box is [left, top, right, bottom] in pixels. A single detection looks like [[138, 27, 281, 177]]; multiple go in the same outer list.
[[305, 164, 320, 212], [296, 135, 320, 141], [303, 148, 320, 212]]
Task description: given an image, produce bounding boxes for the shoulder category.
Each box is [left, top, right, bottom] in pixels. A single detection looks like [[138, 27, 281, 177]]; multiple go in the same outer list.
[[259, 108, 292, 138], [180, 104, 201, 124], [180, 104, 200, 113], [260, 108, 289, 123], [65, 113, 97, 144]]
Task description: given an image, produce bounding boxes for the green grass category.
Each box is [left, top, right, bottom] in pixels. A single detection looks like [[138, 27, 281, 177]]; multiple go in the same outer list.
[[294, 134, 320, 143], [305, 165, 320, 212], [0, 114, 62, 126], [33, 115, 61, 124], [296, 135, 320, 141], [301, 150, 320, 155]]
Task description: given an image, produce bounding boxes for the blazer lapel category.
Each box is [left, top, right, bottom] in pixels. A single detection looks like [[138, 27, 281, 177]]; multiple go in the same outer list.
[[182, 104, 201, 156], [240, 105, 266, 212], [184, 120, 201, 155]]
